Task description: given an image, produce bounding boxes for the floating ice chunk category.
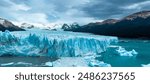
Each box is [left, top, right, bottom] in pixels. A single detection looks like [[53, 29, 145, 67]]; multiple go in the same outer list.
[[108, 45, 120, 48], [16, 62, 32, 66], [45, 62, 53, 67], [0, 62, 32, 66], [116, 47, 138, 56], [142, 64, 150, 67], [89, 60, 111, 67], [131, 49, 138, 55], [52, 57, 89, 67], [50, 56, 111, 67], [87, 59, 111, 67], [0, 62, 14, 66]]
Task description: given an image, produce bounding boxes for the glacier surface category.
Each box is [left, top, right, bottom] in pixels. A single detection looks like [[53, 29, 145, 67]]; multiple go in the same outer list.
[[0, 30, 118, 67], [0, 30, 118, 57]]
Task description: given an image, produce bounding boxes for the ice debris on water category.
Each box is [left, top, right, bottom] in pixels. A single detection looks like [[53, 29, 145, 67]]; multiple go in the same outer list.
[[0, 62, 32, 66], [0, 62, 14, 66], [116, 46, 138, 57], [44, 56, 111, 67], [142, 63, 150, 67], [88, 60, 111, 67], [45, 62, 53, 67]]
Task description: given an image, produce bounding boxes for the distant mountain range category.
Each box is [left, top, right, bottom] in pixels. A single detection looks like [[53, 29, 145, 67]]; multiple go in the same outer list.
[[0, 18, 24, 31], [67, 11, 150, 38], [19, 22, 64, 31], [1, 11, 150, 38], [19, 22, 80, 31]]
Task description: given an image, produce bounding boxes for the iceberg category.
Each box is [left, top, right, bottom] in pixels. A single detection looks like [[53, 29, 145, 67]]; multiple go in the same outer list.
[[44, 62, 53, 67], [88, 60, 111, 67], [0, 30, 118, 57], [0, 62, 14, 66], [142, 63, 150, 67], [116, 46, 138, 57], [16, 62, 32, 66]]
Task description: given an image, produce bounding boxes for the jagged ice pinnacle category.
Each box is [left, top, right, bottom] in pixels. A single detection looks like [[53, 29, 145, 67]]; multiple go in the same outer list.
[[0, 30, 118, 57]]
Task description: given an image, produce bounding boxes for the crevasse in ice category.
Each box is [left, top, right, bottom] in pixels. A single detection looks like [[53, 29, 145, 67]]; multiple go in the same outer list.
[[0, 30, 118, 57]]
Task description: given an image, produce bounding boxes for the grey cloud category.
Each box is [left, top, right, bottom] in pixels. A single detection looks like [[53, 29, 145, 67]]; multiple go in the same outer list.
[[0, 0, 150, 24], [82, 0, 150, 20]]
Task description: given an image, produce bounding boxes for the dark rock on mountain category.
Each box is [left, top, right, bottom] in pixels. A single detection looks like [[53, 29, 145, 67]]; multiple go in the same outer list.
[[21, 23, 34, 29], [122, 11, 150, 20], [70, 23, 81, 29], [0, 18, 25, 32], [68, 11, 150, 38], [101, 19, 119, 24], [61, 24, 70, 30], [62, 23, 81, 30]]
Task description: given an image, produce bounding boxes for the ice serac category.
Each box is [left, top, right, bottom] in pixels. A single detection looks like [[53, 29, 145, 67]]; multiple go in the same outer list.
[[0, 30, 118, 57]]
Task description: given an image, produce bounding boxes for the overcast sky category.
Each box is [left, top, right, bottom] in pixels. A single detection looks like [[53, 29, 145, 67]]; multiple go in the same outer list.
[[0, 0, 150, 24]]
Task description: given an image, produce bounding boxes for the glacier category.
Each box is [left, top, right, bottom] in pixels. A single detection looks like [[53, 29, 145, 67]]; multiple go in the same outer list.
[[0, 30, 118, 57], [0, 30, 118, 67]]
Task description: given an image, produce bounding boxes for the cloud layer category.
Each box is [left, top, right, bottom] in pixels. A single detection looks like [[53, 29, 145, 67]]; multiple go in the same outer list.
[[0, 0, 150, 24]]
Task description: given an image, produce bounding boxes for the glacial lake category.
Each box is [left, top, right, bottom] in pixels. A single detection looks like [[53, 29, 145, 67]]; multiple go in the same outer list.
[[97, 38, 150, 67]]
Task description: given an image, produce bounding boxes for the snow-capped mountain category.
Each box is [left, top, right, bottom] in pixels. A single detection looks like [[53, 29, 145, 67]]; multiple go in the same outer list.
[[0, 18, 24, 31], [61, 24, 70, 30], [0, 18, 14, 28], [50, 24, 63, 30], [19, 23, 50, 29], [19, 22, 64, 31], [62, 23, 81, 30], [18, 22, 81, 31], [20, 23, 34, 29]]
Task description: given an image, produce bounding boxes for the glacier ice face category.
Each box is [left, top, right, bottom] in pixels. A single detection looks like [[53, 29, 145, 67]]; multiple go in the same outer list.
[[116, 46, 138, 57], [0, 30, 118, 57]]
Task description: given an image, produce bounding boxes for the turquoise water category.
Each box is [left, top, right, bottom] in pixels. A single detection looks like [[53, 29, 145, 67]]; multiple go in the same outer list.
[[97, 39, 150, 67]]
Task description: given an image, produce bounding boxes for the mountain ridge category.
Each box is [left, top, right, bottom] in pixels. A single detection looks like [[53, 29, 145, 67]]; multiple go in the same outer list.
[[67, 10, 150, 38], [0, 18, 25, 32]]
